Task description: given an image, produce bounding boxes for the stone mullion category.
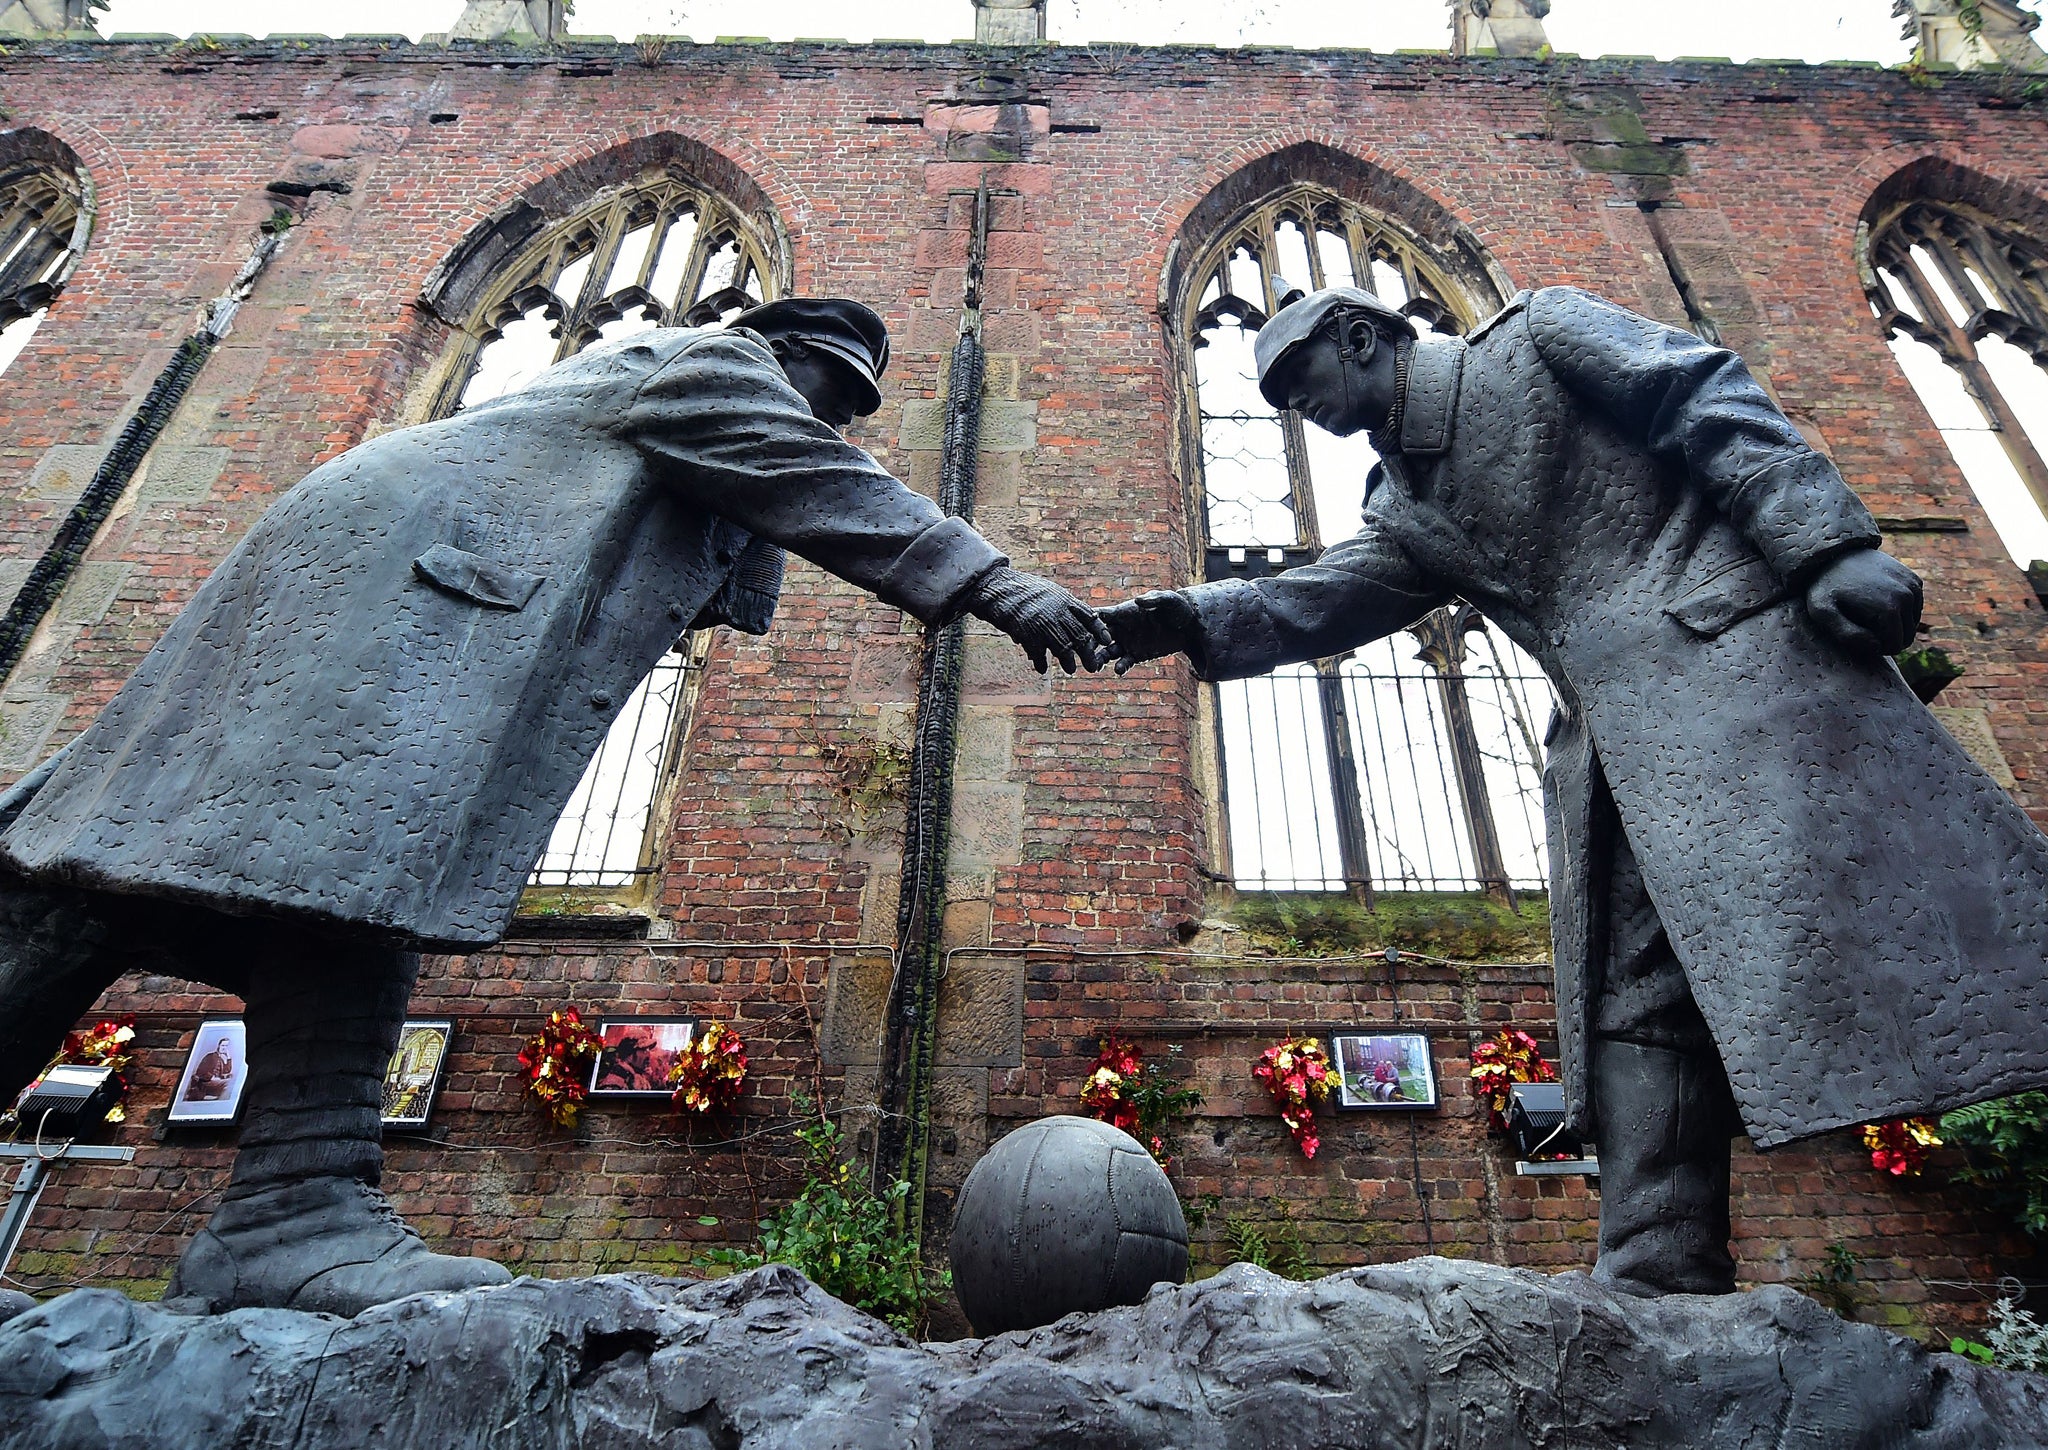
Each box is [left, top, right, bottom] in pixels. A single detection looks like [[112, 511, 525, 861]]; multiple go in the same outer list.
[[1958, 218, 2046, 334], [562, 201, 632, 353], [674, 205, 722, 316], [1962, 349, 2048, 520]]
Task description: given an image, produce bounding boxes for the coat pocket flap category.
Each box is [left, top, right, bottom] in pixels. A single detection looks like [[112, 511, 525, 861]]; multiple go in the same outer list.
[[412, 544, 547, 611], [1663, 556, 1787, 638]]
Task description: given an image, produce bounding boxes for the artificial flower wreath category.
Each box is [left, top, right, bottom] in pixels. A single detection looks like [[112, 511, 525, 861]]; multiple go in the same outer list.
[[1864, 1116, 1942, 1177], [517, 1007, 601, 1128], [1252, 1037, 1334, 1159], [4, 1015, 138, 1129], [668, 1021, 749, 1115], [1079, 1033, 1144, 1136], [1469, 1027, 1557, 1133]]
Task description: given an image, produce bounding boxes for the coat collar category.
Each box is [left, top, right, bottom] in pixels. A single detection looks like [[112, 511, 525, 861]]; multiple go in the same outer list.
[[1392, 333, 1467, 458]]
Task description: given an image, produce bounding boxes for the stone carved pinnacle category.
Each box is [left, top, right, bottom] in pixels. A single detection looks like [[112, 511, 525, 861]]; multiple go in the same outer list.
[[973, 0, 1046, 46], [1449, 0, 1551, 59], [0, 0, 98, 39], [446, 0, 566, 44], [1895, 0, 2047, 71]]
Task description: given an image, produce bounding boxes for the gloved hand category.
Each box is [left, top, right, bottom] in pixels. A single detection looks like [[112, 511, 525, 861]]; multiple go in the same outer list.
[[1804, 548, 1923, 657], [1097, 590, 1201, 675], [966, 567, 1111, 674]]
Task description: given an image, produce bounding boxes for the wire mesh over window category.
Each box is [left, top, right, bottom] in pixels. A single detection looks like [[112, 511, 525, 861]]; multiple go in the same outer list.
[[525, 645, 707, 889], [0, 163, 89, 379], [440, 177, 776, 889], [1183, 188, 1555, 898], [1864, 199, 2048, 568]]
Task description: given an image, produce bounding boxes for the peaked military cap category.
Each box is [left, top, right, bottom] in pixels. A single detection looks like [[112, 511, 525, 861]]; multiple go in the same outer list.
[[731, 297, 892, 416], [1254, 280, 1416, 410]]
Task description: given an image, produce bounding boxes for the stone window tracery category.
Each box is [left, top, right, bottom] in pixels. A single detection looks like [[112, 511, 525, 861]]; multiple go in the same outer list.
[[1178, 186, 1555, 900], [0, 161, 89, 378], [446, 177, 772, 414], [428, 174, 778, 893], [1863, 196, 2048, 569]]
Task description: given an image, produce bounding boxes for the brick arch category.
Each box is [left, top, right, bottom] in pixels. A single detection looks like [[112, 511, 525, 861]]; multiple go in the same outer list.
[[1827, 143, 2048, 266], [416, 130, 796, 326], [1151, 135, 1514, 328], [1859, 153, 2048, 237]]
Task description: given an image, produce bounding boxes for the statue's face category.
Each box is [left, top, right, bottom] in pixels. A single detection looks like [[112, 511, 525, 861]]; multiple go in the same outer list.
[[775, 342, 864, 429], [1275, 327, 1377, 438]]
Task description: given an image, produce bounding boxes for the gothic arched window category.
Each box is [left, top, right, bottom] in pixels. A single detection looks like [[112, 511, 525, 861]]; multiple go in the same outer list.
[[1863, 193, 2048, 569], [1177, 183, 1555, 900], [445, 176, 774, 415], [422, 167, 781, 894], [0, 156, 90, 378]]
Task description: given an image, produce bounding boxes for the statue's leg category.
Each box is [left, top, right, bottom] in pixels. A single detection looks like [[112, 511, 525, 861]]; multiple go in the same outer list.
[[166, 924, 511, 1315], [1587, 824, 1740, 1297]]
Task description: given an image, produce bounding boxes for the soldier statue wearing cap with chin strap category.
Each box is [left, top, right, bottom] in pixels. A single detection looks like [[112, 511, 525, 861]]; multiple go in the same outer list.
[[0, 296, 1109, 1316], [1101, 281, 2048, 1296]]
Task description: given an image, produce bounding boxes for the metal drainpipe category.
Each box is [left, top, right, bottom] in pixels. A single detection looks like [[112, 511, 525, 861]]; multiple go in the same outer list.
[[871, 180, 992, 1230], [0, 226, 287, 683]]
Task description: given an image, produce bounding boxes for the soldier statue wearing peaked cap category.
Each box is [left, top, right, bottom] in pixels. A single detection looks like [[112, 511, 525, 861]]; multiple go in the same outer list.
[[0, 297, 1108, 1315], [1102, 280, 2048, 1295]]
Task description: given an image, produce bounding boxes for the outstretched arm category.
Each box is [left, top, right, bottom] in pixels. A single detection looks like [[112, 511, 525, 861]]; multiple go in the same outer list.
[[1526, 286, 1918, 654], [1102, 522, 1449, 681], [626, 331, 1104, 671]]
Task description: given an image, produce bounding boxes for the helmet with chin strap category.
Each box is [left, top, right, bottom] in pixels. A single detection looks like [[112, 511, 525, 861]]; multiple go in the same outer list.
[[1253, 279, 1415, 412]]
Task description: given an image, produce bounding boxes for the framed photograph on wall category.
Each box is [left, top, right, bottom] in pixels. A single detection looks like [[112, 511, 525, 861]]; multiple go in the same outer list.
[[588, 1019, 697, 1099], [381, 1019, 455, 1131], [1330, 1031, 1440, 1111], [166, 1018, 249, 1125]]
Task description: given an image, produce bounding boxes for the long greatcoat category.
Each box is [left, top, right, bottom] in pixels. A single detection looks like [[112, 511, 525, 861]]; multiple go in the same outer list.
[[0, 327, 1002, 950], [1183, 286, 2048, 1148]]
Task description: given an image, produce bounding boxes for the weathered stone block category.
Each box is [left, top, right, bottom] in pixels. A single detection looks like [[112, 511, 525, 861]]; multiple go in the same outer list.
[[939, 897, 991, 951], [947, 781, 1024, 867], [960, 629, 1053, 701], [0, 695, 64, 770], [935, 954, 1023, 1066], [818, 953, 891, 1066], [898, 400, 1033, 453], [28, 445, 102, 503], [858, 866, 901, 946], [1931, 705, 2020, 789], [954, 703, 1014, 782], [141, 447, 229, 502], [56, 562, 130, 624]]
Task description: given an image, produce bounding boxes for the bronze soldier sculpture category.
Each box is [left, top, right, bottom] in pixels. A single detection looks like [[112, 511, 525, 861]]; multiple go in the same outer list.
[[1101, 283, 2048, 1295], [0, 297, 1108, 1315]]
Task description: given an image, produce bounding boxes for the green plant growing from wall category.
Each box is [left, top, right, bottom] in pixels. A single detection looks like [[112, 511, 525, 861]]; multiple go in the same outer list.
[[1940, 1091, 2048, 1238], [1219, 1204, 1315, 1282], [1796, 1242, 1865, 1320], [704, 1096, 947, 1335]]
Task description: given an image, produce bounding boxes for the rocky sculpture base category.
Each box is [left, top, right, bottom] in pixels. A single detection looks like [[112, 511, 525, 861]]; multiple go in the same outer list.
[[4, 1257, 2045, 1448]]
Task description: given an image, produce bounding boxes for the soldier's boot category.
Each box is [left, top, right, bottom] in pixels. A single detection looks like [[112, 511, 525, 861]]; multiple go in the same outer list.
[[168, 939, 510, 1315], [1589, 1038, 1739, 1297]]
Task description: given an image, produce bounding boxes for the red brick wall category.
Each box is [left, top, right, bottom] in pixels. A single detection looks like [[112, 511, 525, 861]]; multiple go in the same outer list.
[[0, 39, 2040, 1338]]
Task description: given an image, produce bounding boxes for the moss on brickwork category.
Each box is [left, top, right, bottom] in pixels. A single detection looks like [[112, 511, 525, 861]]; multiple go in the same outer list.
[[1221, 891, 1551, 962]]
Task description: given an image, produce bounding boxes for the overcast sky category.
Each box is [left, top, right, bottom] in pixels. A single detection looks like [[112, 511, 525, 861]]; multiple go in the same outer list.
[[88, 0, 2031, 64]]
